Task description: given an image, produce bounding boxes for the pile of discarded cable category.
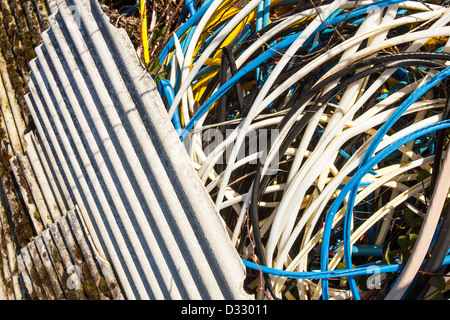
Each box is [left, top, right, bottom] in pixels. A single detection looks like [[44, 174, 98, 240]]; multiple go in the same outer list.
[[125, 0, 450, 300]]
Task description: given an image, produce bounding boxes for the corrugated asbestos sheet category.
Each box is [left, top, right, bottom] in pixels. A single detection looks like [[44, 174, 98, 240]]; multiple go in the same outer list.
[[21, 0, 250, 299]]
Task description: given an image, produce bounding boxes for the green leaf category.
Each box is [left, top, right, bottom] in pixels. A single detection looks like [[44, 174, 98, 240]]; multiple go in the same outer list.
[[403, 207, 423, 228], [429, 276, 446, 292], [403, 207, 414, 222], [410, 217, 424, 228], [386, 248, 403, 264], [357, 273, 369, 292], [417, 169, 431, 182], [431, 292, 445, 300], [336, 262, 346, 270], [397, 233, 418, 250]]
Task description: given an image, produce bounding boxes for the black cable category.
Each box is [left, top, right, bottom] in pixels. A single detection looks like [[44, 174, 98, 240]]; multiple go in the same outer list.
[[199, 71, 220, 106], [255, 51, 450, 192], [250, 161, 280, 299], [219, 46, 245, 123], [252, 57, 445, 211], [220, 50, 229, 123], [274, 56, 449, 146]]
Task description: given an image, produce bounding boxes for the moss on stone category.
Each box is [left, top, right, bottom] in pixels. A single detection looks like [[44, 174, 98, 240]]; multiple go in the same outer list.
[[81, 263, 100, 300]]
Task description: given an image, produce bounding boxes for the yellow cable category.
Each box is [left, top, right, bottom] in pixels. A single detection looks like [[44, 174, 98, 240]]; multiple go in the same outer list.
[[193, 72, 217, 101], [140, 1, 150, 65]]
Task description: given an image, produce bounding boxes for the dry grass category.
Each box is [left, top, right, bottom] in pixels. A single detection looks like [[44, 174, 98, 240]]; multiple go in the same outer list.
[[100, 0, 184, 75]]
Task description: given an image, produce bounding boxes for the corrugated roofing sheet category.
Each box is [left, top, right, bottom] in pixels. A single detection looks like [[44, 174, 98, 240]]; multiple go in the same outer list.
[[23, 0, 250, 299]]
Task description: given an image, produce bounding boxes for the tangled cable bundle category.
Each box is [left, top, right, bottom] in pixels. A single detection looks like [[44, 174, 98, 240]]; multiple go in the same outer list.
[[128, 0, 450, 299]]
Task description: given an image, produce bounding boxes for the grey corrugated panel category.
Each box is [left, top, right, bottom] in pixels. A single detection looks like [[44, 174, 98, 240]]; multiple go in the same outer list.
[[22, 0, 46, 48], [17, 254, 36, 299], [16, 152, 54, 228], [25, 131, 74, 216], [33, 233, 65, 299], [19, 244, 48, 299], [24, 0, 250, 300], [17, 207, 123, 300]]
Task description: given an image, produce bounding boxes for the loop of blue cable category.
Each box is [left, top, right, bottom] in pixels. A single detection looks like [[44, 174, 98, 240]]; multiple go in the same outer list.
[[321, 117, 450, 299], [339, 66, 450, 300]]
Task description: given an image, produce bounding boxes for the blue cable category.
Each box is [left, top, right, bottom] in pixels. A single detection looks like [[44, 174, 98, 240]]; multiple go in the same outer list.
[[320, 119, 450, 299], [242, 253, 450, 280], [185, 0, 197, 16], [243, 258, 405, 279], [304, 0, 407, 46], [258, 0, 274, 91], [230, 23, 253, 48], [195, 22, 228, 60], [181, 21, 199, 56], [324, 0, 407, 26], [351, 245, 383, 256], [256, 2, 264, 85], [263, 0, 271, 28], [342, 65, 450, 300], [158, 79, 182, 132], [330, 245, 383, 256], [158, 0, 214, 64], [256, 1, 264, 32]]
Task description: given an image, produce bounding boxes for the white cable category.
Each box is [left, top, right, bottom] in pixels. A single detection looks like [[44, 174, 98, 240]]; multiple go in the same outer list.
[[279, 176, 432, 297], [263, 67, 434, 268], [268, 6, 388, 254]]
